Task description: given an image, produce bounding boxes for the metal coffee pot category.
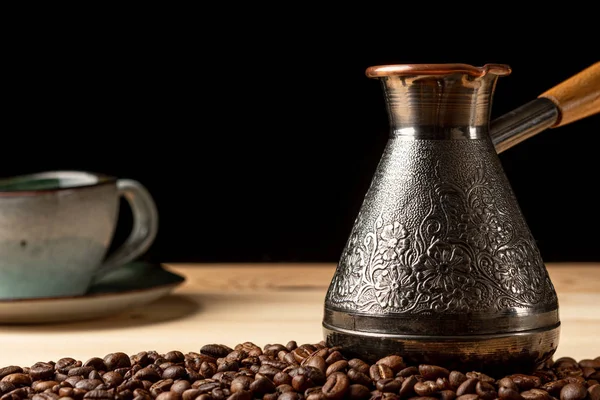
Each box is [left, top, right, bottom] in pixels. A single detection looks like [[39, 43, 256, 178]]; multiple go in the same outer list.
[[323, 62, 600, 373]]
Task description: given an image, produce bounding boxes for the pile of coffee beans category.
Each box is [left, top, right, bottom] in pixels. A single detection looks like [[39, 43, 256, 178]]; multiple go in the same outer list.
[[1, 341, 598, 400]]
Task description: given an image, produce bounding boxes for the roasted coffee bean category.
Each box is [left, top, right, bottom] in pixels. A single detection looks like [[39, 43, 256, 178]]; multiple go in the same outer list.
[[199, 362, 217, 378], [540, 378, 568, 396], [508, 375, 542, 391], [4, 387, 28, 399], [249, 377, 276, 395], [369, 364, 394, 381], [171, 381, 191, 394], [283, 353, 298, 366], [303, 367, 326, 386], [0, 368, 22, 381], [59, 387, 74, 397], [554, 358, 579, 369], [82, 359, 106, 372], [397, 366, 419, 378], [465, 372, 493, 384], [1, 373, 32, 387], [456, 395, 479, 400], [533, 370, 556, 384], [399, 375, 419, 398], [132, 388, 152, 400], [200, 345, 232, 359], [131, 368, 150, 383], [83, 389, 112, 400], [230, 376, 253, 393], [75, 379, 103, 391], [55, 359, 80, 374], [181, 388, 200, 400], [104, 354, 131, 371], [500, 387, 523, 400], [285, 341, 298, 352], [306, 392, 326, 400], [276, 350, 289, 361], [325, 352, 344, 365], [420, 365, 450, 380], [0, 382, 15, 395], [376, 356, 405, 374], [101, 372, 123, 388], [291, 348, 312, 364], [265, 345, 287, 355], [291, 375, 314, 392], [156, 393, 181, 400], [588, 385, 600, 400], [476, 380, 497, 400], [436, 377, 451, 391], [133, 368, 161, 382], [258, 365, 281, 380], [305, 385, 323, 398], [163, 352, 184, 364], [32, 393, 59, 400], [414, 380, 439, 396], [565, 376, 585, 384], [321, 372, 349, 400], [348, 360, 370, 375], [130, 354, 150, 369], [347, 384, 370, 400], [149, 380, 173, 397], [302, 356, 326, 374], [560, 383, 587, 400], [440, 389, 457, 400], [580, 359, 600, 369], [375, 378, 400, 393], [372, 392, 401, 400], [30, 363, 55, 381], [278, 392, 301, 400], [499, 378, 519, 392], [197, 380, 220, 391], [161, 367, 186, 381], [263, 360, 288, 371], [273, 372, 292, 387], [325, 361, 348, 377], [521, 389, 552, 400], [114, 368, 131, 378], [456, 378, 478, 396], [217, 361, 239, 373], [32, 381, 59, 392], [68, 367, 95, 378], [276, 384, 294, 394], [88, 371, 102, 381]]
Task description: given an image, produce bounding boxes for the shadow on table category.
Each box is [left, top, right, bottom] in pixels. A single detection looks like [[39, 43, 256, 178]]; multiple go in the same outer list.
[[0, 294, 200, 332]]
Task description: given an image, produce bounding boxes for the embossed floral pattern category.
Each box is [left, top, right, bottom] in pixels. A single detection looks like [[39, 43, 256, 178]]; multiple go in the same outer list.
[[379, 222, 409, 261], [326, 163, 556, 314]]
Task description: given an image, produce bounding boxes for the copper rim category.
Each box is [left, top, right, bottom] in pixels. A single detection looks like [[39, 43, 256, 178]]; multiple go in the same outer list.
[[365, 63, 512, 78]]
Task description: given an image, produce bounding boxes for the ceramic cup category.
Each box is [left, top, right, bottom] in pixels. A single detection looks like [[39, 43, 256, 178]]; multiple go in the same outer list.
[[0, 171, 159, 300]]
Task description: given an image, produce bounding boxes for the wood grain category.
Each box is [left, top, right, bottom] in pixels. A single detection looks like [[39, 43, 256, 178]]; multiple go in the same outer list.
[[0, 262, 598, 367], [540, 62, 600, 127]]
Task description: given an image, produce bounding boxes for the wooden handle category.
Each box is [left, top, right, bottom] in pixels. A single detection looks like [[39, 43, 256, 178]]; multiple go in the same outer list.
[[539, 62, 600, 128]]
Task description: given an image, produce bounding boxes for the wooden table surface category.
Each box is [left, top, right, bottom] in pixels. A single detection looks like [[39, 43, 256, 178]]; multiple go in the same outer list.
[[1, 262, 599, 367]]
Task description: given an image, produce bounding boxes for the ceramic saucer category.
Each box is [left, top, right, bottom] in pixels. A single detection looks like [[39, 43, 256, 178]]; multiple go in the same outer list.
[[0, 262, 185, 324]]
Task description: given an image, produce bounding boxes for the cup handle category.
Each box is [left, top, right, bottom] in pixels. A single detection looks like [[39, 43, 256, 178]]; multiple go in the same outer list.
[[93, 179, 159, 279]]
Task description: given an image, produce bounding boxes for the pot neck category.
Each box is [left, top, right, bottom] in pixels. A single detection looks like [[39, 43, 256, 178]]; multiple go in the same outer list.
[[367, 64, 511, 139]]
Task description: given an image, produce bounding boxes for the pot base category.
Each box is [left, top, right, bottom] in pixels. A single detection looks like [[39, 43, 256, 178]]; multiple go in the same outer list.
[[323, 323, 560, 375]]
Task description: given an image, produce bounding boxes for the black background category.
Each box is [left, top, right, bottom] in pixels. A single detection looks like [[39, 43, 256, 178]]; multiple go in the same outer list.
[[3, 14, 599, 265]]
